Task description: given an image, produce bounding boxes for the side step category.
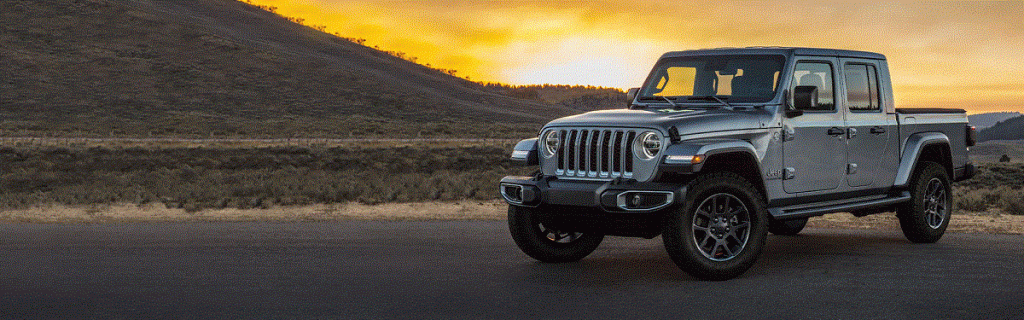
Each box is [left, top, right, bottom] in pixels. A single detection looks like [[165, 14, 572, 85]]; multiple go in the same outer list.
[[768, 191, 912, 219]]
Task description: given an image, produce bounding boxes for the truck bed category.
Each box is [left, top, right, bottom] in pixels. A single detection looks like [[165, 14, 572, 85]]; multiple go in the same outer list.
[[895, 108, 971, 179]]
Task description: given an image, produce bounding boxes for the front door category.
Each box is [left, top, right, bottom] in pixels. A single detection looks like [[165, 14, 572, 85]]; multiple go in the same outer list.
[[783, 59, 847, 194]]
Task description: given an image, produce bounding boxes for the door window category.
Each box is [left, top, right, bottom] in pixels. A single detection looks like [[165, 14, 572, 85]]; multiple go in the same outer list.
[[791, 62, 835, 111], [844, 64, 880, 111]]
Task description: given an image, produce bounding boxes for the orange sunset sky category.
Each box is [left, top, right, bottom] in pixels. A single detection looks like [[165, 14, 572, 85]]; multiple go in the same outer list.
[[248, 0, 1023, 114]]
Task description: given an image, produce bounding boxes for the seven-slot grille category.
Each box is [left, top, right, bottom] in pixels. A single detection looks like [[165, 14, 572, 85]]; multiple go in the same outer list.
[[553, 128, 637, 179]]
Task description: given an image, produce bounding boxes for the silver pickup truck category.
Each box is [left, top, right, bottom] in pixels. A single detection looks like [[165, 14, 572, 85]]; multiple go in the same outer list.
[[499, 47, 976, 280]]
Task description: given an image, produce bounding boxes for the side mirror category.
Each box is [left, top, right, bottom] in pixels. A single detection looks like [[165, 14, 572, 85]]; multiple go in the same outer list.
[[782, 89, 802, 118], [790, 85, 818, 117], [625, 88, 639, 106]]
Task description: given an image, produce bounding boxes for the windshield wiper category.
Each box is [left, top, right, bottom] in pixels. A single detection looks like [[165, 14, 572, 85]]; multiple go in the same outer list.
[[687, 95, 732, 109], [635, 96, 683, 109], [660, 96, 681, 108]]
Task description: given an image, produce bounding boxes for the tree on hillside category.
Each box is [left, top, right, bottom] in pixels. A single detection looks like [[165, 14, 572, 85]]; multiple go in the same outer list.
[[1000, 154, 1012, 162]]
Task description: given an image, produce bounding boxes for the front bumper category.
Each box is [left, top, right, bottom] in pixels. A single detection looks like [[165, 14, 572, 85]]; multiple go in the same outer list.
[[499, 175, 687, 213]]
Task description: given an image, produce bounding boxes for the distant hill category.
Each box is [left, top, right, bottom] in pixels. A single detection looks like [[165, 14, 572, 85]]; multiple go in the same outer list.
[[969, 112, 1022, 129], [0, 0, 585, 138], [484, 84, 625, 112], [978, 115, 1024, 142]]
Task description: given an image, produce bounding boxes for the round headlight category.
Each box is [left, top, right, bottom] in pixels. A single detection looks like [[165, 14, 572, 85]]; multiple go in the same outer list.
[[543, 130, 560, 157], [635, 131, 662, 160]]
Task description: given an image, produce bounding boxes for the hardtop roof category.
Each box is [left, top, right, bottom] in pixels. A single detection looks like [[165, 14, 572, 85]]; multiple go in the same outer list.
[[661, 47, 886, 60]]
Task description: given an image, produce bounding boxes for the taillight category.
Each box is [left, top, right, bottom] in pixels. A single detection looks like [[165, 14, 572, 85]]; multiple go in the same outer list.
[[966, 125, 977, 147]]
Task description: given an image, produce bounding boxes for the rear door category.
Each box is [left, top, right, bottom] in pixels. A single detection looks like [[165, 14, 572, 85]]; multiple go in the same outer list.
[[782, 58, 846, 194], [841, 59, 897, 188]]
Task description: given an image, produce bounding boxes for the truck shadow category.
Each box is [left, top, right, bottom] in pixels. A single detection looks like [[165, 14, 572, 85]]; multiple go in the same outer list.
[[510, 229, 916, 285]]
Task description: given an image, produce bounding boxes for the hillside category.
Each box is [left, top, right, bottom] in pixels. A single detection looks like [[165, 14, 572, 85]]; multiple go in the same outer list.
[[978, 115, 1024, 142], [0, 0, 584, 138], [969, 112, 1022, 129]]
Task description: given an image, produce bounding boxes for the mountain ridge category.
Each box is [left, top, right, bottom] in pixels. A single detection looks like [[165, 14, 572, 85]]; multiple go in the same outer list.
[[969, 112, 1022, 129], [978, 115, 1024, 142]]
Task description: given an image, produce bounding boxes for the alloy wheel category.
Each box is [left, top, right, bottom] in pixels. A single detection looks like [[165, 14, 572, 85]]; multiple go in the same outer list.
[[691, 193, 751, 261]]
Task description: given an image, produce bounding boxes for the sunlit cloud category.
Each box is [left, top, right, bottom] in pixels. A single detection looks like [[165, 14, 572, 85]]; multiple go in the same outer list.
[[246, 0, 1024, 113]]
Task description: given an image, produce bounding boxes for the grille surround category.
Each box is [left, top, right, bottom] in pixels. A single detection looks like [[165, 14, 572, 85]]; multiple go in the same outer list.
[[545, 128, 643, 180]]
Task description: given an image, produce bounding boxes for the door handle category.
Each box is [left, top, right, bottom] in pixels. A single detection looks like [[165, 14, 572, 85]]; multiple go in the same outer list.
[[827, 127, 845, 136], [870, 126, 886, 134]]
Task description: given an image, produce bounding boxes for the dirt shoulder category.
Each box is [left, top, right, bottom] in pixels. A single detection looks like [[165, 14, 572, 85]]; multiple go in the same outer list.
[[2, 201, 1022, 235], [0, 201, 510, 223]]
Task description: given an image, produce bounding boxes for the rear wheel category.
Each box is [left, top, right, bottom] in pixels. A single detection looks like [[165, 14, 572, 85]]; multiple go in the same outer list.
[[897, 161, 951, 243], [508, 205, 604, 262], [768, 217, 808, 236], [662, 172, 768, 281]]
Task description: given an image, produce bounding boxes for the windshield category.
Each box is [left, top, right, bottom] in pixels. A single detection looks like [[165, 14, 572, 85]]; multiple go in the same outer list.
[[639, 55, 786, 104]]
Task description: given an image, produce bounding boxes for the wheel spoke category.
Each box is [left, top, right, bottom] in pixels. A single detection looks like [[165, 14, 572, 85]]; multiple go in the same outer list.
[[720, 240, 735, 257], [729, 228, 745, 241], [725, 232, 740, 244], [700, 234, 716, 250], [729, 207, 745, 216], [566, 233, 579, 242], [551, 232, 564, 241]]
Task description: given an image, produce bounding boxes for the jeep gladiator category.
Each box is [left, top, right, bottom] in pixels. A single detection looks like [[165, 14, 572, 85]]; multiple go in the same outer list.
[[499, 47, 976, 280]]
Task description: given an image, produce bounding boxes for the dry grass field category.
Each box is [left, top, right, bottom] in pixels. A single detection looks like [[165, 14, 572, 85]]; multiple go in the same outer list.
[[0, 139, 1020, 230], [0, 141, 531, 212]]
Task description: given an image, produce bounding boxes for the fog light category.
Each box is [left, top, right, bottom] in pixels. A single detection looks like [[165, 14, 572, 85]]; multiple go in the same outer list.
[[616, 191, 674, 211], [500, 184, 524, 204]]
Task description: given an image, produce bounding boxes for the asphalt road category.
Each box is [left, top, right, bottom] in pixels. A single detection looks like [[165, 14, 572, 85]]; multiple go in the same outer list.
[[1, 221, 1022, 319]]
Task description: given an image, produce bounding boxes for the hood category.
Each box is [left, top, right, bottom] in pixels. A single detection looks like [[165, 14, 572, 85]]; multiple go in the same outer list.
[[544, 108, 773, 137]]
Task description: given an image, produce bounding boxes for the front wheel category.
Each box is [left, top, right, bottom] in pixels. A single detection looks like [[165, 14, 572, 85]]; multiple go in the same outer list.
[[508, 205, 604, 263], [897, 161, 952, 243], [662, 172, 768, 281]]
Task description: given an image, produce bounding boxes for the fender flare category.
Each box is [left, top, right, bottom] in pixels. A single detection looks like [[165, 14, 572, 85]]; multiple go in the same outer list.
[[510, 138, 539, 166], [662, 138, 766, 192], [893, 132, 950, 187]]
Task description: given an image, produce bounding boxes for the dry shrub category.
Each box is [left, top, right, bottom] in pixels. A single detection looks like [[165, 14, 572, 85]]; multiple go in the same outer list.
[[996, 187, 1024, 214], [954, 187, 990, 212]]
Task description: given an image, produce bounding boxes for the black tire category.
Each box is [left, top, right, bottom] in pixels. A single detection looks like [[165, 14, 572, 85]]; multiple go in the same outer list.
[[662, 172, 768, 281], [897, 161, 952, 243], [768, 217, 808, 236], [508, 205, 604, 263]]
